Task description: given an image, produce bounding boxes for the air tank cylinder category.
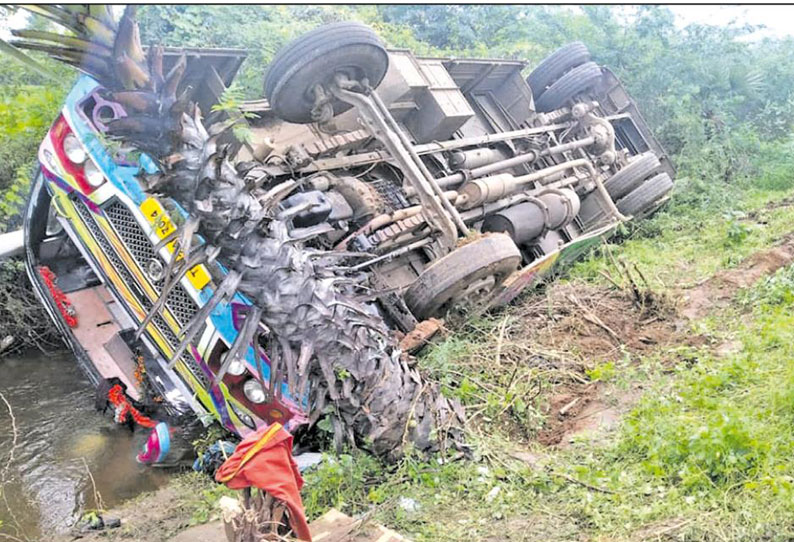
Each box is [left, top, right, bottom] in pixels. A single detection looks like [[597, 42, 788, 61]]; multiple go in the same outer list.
[[448, 148, 508, 170], [482, 188, 581, 245]]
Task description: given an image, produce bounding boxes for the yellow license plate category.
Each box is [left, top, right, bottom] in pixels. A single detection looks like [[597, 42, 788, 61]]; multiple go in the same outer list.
[[140, 197, 211, 290]]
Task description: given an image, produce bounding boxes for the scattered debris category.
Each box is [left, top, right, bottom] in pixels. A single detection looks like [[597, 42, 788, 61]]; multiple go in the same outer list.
[[294, 452, 324, 473], [309, 508, 413, 542], [398, 497, 420, 512], [485, 486, 501, 502], [194, 441, 239, 477], [397, 318, 443, 355], [76, 511, 121, 533]]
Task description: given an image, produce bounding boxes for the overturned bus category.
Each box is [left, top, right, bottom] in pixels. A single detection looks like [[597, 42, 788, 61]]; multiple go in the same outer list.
[[18, 19, 673, 453]]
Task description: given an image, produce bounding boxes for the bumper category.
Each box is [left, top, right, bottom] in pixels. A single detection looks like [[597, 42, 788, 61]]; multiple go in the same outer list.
[[23, 171, 195, 416]]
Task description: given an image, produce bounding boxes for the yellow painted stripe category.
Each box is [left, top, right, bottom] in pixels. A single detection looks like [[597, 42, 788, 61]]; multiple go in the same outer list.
[[139, 197, 211, 290]]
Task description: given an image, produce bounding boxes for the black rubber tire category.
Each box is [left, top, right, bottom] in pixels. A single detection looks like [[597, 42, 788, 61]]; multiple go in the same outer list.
[[404, 234, 521, 321], [527, 42, 591, 100], [534, 61, 603, 113], [616, 172, 674, 217], [604, 152, 662, 200], [264, 22, 389, 124]]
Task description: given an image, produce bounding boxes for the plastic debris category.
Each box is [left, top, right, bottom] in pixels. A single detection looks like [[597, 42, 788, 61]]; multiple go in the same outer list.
[[485, 486, 501, 502], [136, 422, 171, 464], [193, 440, 238, 477], [398, 497, 420, 512], [294, 452, 323, 473]]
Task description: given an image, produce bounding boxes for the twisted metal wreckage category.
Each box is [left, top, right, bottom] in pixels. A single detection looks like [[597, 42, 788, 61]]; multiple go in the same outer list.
[[7, 6, 674, 462]]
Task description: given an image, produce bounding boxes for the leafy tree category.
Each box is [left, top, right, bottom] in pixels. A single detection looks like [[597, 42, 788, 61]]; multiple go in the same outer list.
[[4, 5, 794, 226]]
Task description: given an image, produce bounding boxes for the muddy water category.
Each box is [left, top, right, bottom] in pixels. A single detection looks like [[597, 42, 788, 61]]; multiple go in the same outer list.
[[0, 351, 170, 539]]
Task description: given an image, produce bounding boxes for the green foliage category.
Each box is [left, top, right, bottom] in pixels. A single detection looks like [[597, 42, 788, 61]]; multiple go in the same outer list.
[[586, 361, 616, 382], [3, 5, 794, 234], [301, 452, 384, 520], [190, 420, 231, 457], [211, 83, 259, 145], [742, 264, 794, 309], [0, 82, 68, 230], [723, 211, 751, 247]]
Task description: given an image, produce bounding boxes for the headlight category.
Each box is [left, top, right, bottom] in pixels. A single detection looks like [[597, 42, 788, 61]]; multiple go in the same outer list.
[[84, 160, 105, 188], [229, 401, 256, 430], [221, 352, 246, 376], [63, 133, 87, 164], [243, 379, 266, 404]]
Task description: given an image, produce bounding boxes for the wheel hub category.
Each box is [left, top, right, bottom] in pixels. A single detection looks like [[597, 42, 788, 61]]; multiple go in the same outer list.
[[444, 274, 498, 319]]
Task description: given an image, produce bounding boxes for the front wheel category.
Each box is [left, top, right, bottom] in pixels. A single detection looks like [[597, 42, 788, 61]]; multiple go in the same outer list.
[[264, 22, 390, 124]]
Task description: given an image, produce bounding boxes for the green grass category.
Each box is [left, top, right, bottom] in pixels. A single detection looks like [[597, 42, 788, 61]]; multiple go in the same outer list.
[[293, 180, 794, 541], [571, 186, 794, 289]]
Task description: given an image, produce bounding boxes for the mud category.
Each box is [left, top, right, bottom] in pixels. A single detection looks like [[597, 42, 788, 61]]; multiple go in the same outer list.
[[51, 476, 215, 542], [533, 234, 794, 447], [503, 280, 682, 446], [682, 234, 794, 319], [536, 383, 642, 446], [747, 195, 794, 220], [514, 282, 679, 364]]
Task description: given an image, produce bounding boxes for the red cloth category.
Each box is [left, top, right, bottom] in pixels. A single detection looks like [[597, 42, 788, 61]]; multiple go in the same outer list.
[[215, 423, 311, 541]]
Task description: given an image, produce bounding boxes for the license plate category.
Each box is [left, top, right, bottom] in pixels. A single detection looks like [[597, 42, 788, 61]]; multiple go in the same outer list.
[[140, 197, 211, 290]]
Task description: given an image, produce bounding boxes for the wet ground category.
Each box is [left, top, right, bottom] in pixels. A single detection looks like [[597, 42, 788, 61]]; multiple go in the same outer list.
[[0, 351, 170, 539]]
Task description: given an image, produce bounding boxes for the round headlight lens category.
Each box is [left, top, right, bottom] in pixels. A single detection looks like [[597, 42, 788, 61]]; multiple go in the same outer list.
[[222, 352, 246, 376], [243, 379, 266, 404], [84, 160, 105, 188], [63, 133, 87, 164]]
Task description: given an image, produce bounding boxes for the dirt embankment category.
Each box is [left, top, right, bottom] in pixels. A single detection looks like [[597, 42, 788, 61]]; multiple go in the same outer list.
[[509, 276, 684, 446], [682, 233, 794, 319], [53, 232, 794, 542], [52, 475, 217, 542], [527, 234, 794, 447]]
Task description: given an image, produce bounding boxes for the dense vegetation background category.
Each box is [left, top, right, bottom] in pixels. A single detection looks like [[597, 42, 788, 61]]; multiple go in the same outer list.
[[3, 5, 794, 230]]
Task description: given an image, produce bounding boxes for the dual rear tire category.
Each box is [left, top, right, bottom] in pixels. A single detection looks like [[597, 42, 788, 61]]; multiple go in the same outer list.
[[579, 171, 674, 231]]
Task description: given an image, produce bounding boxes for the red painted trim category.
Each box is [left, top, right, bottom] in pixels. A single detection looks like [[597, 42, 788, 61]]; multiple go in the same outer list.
[[49, 115, 99, 196]]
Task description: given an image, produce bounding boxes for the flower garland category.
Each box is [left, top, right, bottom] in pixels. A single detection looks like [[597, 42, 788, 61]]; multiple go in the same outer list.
[[107, 384, 158, 429], [37, 265, 77, 328]]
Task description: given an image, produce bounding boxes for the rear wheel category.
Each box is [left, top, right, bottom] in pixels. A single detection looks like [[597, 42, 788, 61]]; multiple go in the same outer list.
[[404, 234, 521, 321], [527, 42, 591, 101], [534, 61, 603, 113], [604, 152, 662, 200], [616, 172, 674, 217], [577, 171, 674, 230], [264, 22, 389, 124]]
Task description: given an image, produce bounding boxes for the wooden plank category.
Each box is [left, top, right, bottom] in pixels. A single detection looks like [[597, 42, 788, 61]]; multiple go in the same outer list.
[[168, 508, 412, 542], [310, 508, 412, 542]]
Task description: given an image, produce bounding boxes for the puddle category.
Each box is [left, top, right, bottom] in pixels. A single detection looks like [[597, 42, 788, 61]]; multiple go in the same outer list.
[[0, 351, 171, 539]]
